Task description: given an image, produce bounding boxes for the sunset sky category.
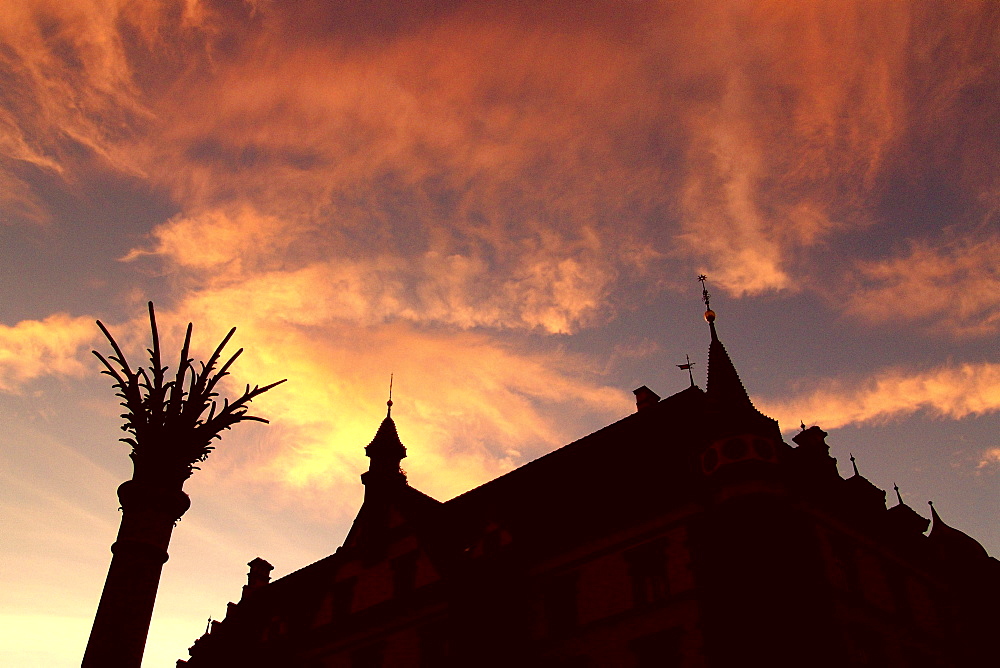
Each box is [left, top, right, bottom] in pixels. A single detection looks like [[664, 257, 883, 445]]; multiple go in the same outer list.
[[1, 1, 998, 665]]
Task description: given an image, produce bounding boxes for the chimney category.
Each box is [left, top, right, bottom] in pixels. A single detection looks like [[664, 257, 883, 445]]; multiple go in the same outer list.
[[633, 385, 661, 412], [241, 557, 274, 601]]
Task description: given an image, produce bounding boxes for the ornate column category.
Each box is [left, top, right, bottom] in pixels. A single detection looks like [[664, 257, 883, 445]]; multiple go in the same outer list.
[[82, 303, 283, 668]]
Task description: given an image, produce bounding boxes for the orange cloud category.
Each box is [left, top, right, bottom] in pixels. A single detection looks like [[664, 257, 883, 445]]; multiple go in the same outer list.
[[978, 448, 1000, 472], [674, 1, 911, 295], [0, 313, 95, 392], [843, 234, 1000, 338], [5, 1, 999, 309], [126, 294, 633, 507], [758, 361, 1000, 432]]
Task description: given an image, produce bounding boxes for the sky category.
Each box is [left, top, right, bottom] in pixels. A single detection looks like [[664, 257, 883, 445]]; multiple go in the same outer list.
[[0, 1, 997, 665]]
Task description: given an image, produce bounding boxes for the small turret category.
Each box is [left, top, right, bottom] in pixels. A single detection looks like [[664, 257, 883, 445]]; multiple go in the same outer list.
[[362, 398, 407, 487], [884, 484, 929, 537], [927, 501, 988, 563], [790, 424, 839, 481], [842, 453, 887, 514]]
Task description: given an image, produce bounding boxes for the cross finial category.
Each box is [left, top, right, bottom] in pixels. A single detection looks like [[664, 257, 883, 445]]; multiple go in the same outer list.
[[387, 373, 394, 417]]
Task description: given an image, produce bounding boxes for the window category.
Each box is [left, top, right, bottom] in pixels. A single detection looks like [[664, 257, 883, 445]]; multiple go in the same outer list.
[[332, 577, 356, 619], [261, 615, 287, 642], [392, 551, 419, 597], [419, 622, 449, 668], [631, 628, 682, 668], [350, 642, 385, 668], [626, 542, 669, 606], [847, 625, 885, 666], [543, 572, 579, 635]]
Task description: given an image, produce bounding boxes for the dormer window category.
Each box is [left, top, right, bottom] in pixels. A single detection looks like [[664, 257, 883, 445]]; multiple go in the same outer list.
[[626, 541, 669, 606], [700, 434, 778, 474], [392, 551, 419, 597]]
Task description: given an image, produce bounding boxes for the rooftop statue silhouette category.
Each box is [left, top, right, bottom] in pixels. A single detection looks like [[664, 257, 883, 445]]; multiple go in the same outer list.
[[83, 303, 284, 668]]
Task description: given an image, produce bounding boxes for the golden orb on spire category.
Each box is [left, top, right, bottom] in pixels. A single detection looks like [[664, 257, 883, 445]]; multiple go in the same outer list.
[[704, 309, 716, 323]]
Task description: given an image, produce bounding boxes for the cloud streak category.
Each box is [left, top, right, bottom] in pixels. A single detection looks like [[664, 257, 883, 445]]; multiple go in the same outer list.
[[3, 1, 999, 309], [843, 233, 1000, 338], [0, 314, 95, 392], [150, 293, 634, 503], [760, 361, 1000, 432]]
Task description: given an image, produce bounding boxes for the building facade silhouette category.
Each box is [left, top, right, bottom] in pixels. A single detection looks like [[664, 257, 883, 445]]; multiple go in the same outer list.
[[178, 311, 999, 667]]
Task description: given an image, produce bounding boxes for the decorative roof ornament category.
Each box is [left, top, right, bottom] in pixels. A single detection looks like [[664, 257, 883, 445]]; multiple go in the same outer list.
[[698, 274, 716, 326], [676, 354, 696, 387], [850, 453, 860, 476], [387, 373, 394, 417], [698, 275, 753, 409], [894, 482, 904, 506], [927, 501, 989, 561], [364, 377, 407, 486]]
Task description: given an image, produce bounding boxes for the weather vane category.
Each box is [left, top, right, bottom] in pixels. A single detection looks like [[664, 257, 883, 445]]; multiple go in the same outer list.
[[676, 354, 696, 387], [387, 373, 394, 416]]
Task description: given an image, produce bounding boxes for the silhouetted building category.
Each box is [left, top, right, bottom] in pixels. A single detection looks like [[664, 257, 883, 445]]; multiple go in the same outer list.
[[178, 310, 999, 667]]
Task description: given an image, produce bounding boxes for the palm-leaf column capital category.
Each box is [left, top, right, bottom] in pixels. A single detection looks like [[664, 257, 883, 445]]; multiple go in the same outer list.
[[83, 303, 284, 668]]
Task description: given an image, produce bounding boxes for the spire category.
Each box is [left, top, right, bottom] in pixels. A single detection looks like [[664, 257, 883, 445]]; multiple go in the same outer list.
[[850, 453, 859, 477], [698, 275, 755, 411], [363, 384, 407, 485]]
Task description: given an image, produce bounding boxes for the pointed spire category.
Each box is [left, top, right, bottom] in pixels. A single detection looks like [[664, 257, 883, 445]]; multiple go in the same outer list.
[[698, 276, 755, 411], [363, 383, 407, 486], [894, 482, 903, 506], [849, 453, 859, 476]]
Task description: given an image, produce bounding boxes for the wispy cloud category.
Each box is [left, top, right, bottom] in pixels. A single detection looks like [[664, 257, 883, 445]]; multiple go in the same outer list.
[[0, 314, 95, 392], [843, 234, 1000, 338], [978, 448, 1000, 472], [152, 293, 634, 502], [759, 361, 1000, 432], [4, 1, 999, 307]]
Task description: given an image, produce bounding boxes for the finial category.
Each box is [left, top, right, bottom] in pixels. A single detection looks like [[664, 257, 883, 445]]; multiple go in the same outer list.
[[894, 482, 903, 505], [849, 452, 859, 476], [676, 354, 696, 387], [698, 275, 716, 323], [387, 373, 394, 417], [800, 419, 806, 431]]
